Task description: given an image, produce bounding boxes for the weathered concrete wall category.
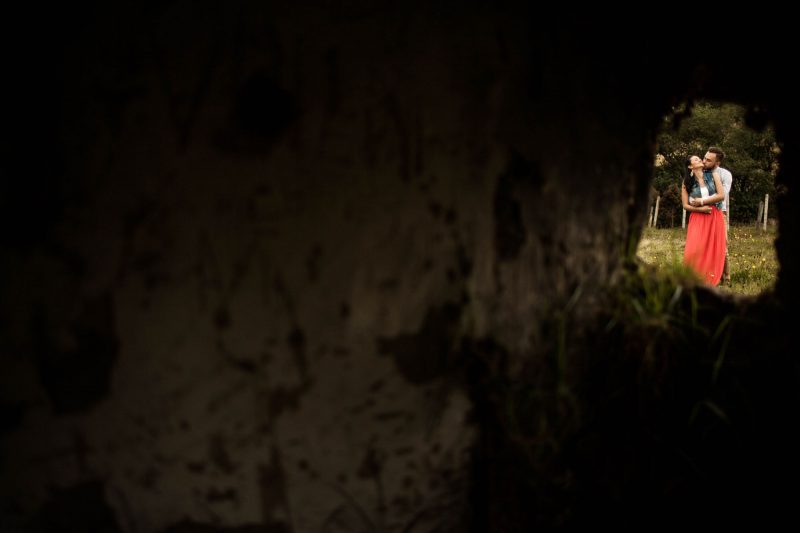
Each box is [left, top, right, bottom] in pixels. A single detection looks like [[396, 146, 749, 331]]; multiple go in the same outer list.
[[1, 5, 493, 531], [2, 5, 799, 532]]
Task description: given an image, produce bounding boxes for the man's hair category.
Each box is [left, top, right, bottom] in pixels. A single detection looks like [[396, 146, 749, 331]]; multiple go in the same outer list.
[[708, 146, 725, 164]]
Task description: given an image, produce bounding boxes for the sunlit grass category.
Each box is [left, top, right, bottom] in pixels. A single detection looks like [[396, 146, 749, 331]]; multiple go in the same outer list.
[[636, 224, 778, 295]]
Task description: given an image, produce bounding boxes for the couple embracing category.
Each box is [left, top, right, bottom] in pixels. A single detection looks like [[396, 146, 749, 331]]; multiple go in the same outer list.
[[682, 147, 733, 287]]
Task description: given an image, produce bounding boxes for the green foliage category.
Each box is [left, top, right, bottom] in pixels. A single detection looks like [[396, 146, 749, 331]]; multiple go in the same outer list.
[[653, 101, 779, 226], [476, 227, 779, 526], [655, 182, 683, 228]]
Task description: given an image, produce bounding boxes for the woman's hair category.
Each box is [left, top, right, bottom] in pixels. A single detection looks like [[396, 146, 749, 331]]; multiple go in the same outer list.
[[683, 157, 697, 197]]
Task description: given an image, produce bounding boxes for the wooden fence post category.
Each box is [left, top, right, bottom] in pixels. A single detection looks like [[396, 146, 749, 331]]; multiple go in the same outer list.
[[763, 193, 769, 231], [756, 201, 764, 228], [726, 202, 731, 237], [653, 196, 660, 229]]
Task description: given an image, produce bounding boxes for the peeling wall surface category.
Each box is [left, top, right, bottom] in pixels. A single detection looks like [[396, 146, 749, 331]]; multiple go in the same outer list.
[[0, 5, 513, 531], [2, 4, 799, 532]]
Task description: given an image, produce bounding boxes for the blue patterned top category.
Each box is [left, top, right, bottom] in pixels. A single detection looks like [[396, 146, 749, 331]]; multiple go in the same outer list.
[[688, 170, 722, 209]]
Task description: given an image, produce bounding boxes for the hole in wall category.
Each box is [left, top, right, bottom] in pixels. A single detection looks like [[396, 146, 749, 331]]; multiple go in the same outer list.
[[638, 100, 782, 295]]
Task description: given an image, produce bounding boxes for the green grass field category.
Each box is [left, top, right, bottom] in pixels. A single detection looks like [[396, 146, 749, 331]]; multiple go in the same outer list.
[[636, 224, 779, 295]]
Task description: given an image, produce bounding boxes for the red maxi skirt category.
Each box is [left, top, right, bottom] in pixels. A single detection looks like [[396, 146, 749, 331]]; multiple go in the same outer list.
[[684, 206, 727, 286]]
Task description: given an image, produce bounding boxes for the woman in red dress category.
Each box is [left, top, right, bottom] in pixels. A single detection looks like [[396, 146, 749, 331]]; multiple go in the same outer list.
[[682, 155, 727, 286]]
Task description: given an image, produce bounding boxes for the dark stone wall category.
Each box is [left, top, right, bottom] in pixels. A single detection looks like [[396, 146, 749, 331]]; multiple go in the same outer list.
[[2, 5, 799, 531]]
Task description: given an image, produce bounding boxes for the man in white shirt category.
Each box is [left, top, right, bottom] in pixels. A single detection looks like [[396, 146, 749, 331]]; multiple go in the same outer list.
[[704, 147, 733, 284]]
